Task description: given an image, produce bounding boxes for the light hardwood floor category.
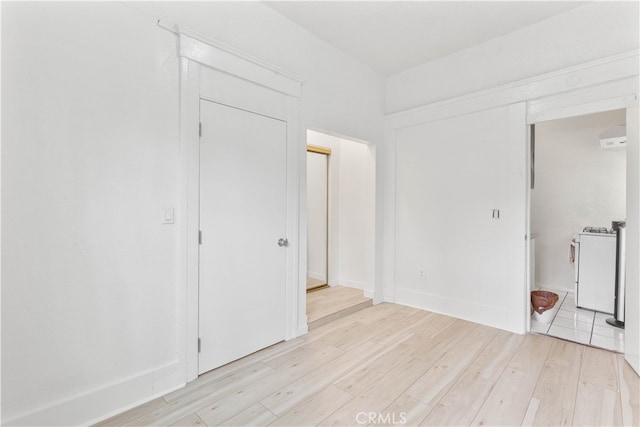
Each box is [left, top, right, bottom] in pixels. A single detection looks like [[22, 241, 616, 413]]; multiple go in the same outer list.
[[307, 286, 372, 329], [97, 303, 639, 427]]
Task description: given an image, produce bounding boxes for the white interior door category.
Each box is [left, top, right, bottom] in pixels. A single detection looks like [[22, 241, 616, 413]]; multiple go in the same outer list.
[[307, 151, 328, 288], [198, 99, 287, 374]]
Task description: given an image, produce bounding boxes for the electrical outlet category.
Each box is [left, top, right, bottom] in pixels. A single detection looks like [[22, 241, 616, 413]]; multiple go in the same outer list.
[[418, 268, 426, 280]]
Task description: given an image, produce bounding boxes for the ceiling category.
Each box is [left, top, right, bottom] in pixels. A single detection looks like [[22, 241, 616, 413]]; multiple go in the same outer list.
[[265, 1, 588, 76]]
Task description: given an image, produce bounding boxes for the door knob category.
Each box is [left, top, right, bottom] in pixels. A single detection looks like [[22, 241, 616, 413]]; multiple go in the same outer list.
[[278, 238, 289, 247]]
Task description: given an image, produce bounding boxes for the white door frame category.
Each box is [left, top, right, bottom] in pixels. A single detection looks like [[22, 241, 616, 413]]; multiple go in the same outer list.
[[526, 78, 639, 374], [172, 27, 304, 382]]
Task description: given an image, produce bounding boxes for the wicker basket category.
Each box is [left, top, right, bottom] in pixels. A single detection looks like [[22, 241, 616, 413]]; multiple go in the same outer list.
[[531, 290, 559, 314]]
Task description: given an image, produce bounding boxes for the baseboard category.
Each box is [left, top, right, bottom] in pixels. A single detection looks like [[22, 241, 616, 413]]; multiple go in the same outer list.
[[395, 288, 517, 333], [296, 321, 309, 337], [381, 293, 395, 303], [338, 280, 366, 290], [4, 361, 183, 426]]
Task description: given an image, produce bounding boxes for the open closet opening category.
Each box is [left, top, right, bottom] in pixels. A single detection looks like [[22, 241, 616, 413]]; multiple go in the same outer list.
[[305, 129, 375, 329]]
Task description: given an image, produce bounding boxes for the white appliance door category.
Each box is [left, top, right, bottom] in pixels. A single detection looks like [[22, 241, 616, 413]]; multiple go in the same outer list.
[[198, 99, 287, 375], [576, 234, 616, 314]]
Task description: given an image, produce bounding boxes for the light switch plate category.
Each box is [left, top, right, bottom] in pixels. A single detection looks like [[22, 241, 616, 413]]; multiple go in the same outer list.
[[163, 207, 175, 224]]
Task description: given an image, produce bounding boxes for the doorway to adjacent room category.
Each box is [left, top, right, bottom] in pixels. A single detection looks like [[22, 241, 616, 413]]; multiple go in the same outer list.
[[305, 130, 375, 329]]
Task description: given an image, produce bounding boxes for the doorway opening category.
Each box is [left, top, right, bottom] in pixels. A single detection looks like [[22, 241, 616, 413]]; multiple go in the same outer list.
[[529, 109, 627, 353], [305, 129, 375, 329]]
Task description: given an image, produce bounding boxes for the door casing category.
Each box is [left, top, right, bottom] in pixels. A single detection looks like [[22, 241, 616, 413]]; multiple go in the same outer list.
[[177, 31, 303, 382]]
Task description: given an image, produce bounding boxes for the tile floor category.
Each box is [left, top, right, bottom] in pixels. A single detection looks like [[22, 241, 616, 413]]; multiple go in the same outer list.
[[531, 291, 625, 353]]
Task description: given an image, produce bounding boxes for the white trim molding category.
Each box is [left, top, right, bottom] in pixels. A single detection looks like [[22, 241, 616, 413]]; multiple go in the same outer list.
[[387, 50, 639, 129], [527, 79, 637, 124], [159, 20, 303, 97], [170, 25, 304, 383], [7, 362, 183, 426]]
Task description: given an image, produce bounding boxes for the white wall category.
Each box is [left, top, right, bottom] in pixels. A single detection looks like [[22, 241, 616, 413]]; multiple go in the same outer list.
[[2, 2, 180, 424], [338, 139, 373, 290], [1, 2, 385, 425], [392, 104, 527, 333], [307, 131, 373, 292], [531, 110, 627, 292], [387, 1, 640, 113]]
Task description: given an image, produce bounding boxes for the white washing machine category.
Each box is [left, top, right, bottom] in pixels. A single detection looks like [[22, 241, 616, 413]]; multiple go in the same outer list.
[[574, 230, 616, 314]]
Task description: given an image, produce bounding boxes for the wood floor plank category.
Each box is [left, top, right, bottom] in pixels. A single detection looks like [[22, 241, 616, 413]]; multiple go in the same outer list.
[[347, 309, 427, 348], [521, 398, 572, 426], [260, 340, 384, 415], [163, 362, 274, 405], [195, 346, 343, 426], [222, 402, 277, 426], [618, 355, 640, 427], [318, 356, 431, 426], [123, 362, 275, 426], [351, 302, 405, 325], [507, 333, 555, 377], [419, 371, 493, 426], [466, 329, 524, 381], [470, 368, 538, 426], [262, 341, 329, 370], [368, 310, 434, 348], [377, 393, 432, 427], [164, 335, 311, 404], [407, 312, 463, 343], [95, 398, 168, 426], [580, 346, 620, 392], [303, 317, 364, 342], [406, 324, 497, 407], [270, 385, 354, 426], [167, 412, 207, 426], [318, 308, 416, 352], [410, 318, 477, 365], [314, 321, 374, 350], [572, 380, 623, 426], [532, 339, 584, 413], [333, 342, 418, 396]]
